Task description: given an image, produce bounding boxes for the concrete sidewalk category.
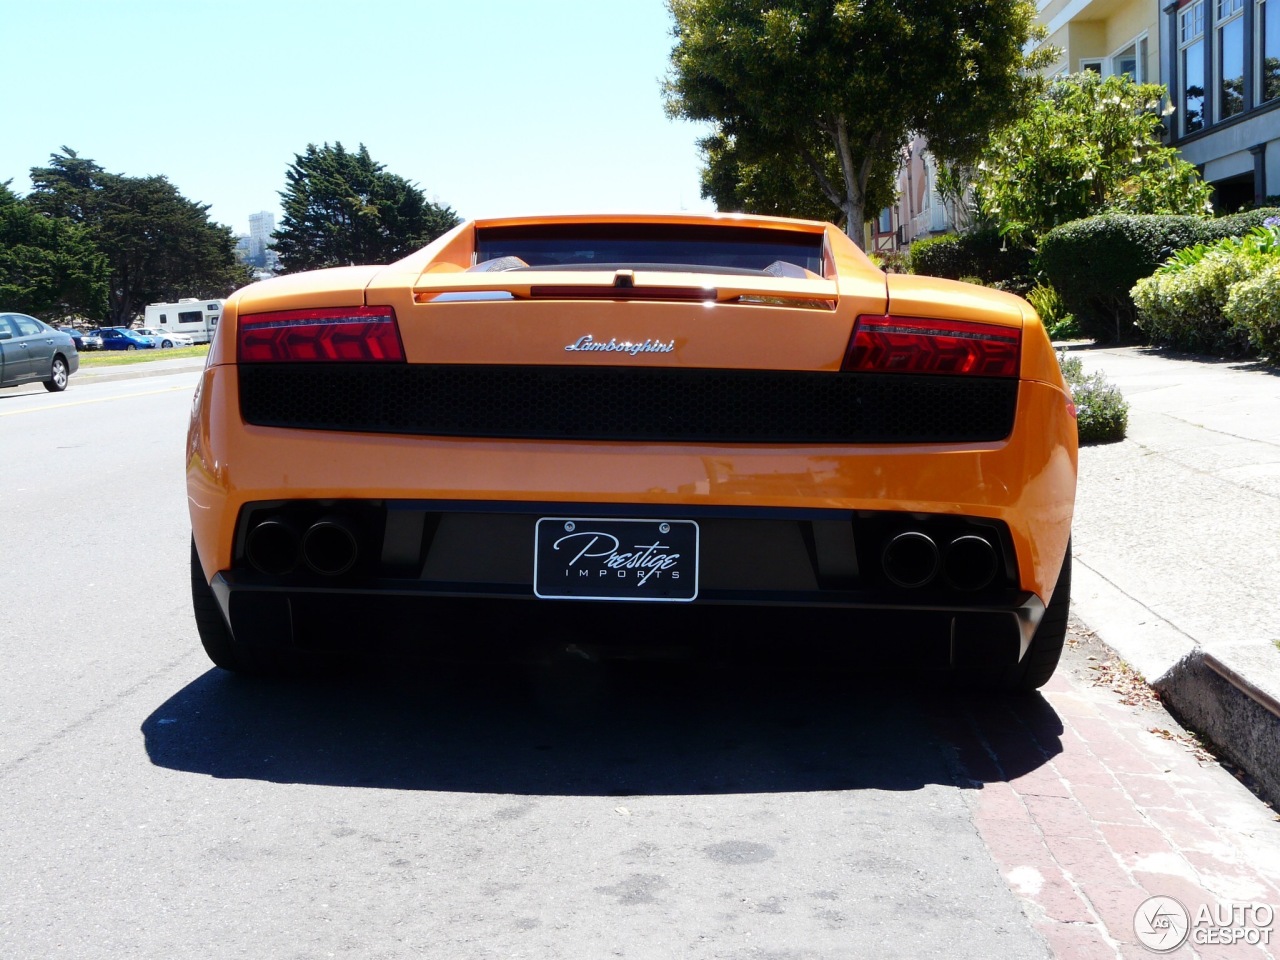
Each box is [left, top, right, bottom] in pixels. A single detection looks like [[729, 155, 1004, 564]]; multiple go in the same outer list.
[[1070, 345, 1280, 806]]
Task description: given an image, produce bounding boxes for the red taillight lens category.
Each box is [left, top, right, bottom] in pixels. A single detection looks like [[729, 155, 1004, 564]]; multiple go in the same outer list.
[[843, 315, 1021, 377], [238, 307, 405, 363]]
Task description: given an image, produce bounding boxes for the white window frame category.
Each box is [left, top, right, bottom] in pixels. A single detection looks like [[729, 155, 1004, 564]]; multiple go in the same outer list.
[[1109, 34, 1150, 83], [1217, 0, 1247, 119], [1079, 58, 1104, 74], [1259, 0, 1280, 104], [1180, 1, 1208, 134]]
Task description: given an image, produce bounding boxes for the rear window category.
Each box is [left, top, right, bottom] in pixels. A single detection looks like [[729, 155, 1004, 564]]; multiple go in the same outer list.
[[475, 223, 825, 276]]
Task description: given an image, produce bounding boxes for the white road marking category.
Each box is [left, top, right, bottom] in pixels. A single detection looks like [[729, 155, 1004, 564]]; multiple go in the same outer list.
[[0, 384, 190, 416]]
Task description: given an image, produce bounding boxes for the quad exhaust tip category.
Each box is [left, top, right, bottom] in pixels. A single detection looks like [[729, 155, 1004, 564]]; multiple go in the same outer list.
[[245, 520, 300, 576], [301, 517, 359, 576], [882, 531, 939, 589], [944, 534, 999, 592]]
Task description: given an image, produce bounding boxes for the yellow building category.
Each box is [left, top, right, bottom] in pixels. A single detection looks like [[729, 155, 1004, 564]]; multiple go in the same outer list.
[[1037, 0, 1158, 83], [1035, 0, 1280, 210]]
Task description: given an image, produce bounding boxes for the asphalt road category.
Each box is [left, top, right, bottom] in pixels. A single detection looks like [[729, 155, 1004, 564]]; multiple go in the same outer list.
[[1, 370, 1275, 959]]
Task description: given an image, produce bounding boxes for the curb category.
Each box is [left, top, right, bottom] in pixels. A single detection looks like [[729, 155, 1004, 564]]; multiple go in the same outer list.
[[1152, 650, 1280, 809], [1071, 558, 1280, 809]]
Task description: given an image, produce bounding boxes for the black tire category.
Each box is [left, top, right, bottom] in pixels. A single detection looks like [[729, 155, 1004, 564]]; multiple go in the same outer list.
[[1011, 547, 1072, 691], [161, 339, 173, 348], [190, 537, 302, 676], [126, 344, 137, 351], [43, 356, 69, 392], [191, 537, 249, 672], [954, 540, 1071, 694]]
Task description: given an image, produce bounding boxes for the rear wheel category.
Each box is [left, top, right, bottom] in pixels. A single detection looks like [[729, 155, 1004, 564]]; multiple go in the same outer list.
[[126, 344, 136, 351], [957, 541, 1071, 694], [190, 537, 300, 675], [190, 538, 248, 671], [43, 356, 69, 392]]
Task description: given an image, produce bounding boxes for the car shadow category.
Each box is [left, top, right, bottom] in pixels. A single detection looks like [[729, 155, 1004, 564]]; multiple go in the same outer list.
[[143, 650, 1064, 797]]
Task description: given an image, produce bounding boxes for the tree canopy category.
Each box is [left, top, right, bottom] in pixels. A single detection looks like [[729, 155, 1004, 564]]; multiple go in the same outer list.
[[0, 190, 108, 319], [970, 73, 1214, 244], [664, 0, 1053, 245], [25, 148, 251, 325], [272, 142, 461, 272]]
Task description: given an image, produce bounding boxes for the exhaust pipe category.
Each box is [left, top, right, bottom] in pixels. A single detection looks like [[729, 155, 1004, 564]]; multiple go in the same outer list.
[[302, 517, 359, 576], [944, 535, 998, 591], [245, 520, 301, 576], [882, 531, 939, 588]]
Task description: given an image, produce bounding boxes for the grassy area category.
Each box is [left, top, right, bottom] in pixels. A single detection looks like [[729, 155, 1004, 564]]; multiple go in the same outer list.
[[78, 344, 209, 367]]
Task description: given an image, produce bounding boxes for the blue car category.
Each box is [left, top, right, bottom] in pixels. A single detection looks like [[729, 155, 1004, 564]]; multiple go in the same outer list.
[[95, 327, 156, 351]]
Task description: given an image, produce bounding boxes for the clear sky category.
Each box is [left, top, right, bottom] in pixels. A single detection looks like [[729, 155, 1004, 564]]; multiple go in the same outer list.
[[1, 0, 718, 236]]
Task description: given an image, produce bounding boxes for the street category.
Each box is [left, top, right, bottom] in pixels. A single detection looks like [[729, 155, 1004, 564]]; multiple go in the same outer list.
[[1, 370, 1277, 959]]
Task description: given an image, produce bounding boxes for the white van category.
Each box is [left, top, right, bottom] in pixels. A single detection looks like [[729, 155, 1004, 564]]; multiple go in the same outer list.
[[143, 299, 224, 345]]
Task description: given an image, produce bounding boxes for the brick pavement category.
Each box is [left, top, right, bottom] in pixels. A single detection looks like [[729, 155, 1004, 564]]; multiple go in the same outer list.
[[931, 625, 1280, 959]]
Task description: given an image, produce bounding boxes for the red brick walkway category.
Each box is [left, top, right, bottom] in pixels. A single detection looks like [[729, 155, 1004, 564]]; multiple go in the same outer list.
[[933, 631, 1280, 958]]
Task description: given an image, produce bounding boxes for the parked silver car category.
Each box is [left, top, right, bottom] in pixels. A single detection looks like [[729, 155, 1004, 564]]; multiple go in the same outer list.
[[133, 326, 194, 348], [0, 313, 80, 392]]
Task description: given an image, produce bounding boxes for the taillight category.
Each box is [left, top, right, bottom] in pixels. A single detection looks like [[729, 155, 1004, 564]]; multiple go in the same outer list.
[[238, 306, 404, 363], [843, 315, 1021, 377]]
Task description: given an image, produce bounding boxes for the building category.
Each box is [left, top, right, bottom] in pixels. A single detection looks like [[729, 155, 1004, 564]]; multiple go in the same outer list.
[[1036, 0, 1280, 210], [870, 137, 956, 255], [1159, 0, 1280, 208]]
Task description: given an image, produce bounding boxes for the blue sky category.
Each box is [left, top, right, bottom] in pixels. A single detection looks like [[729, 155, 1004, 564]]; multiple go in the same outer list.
[[2, 0, 717, 236]]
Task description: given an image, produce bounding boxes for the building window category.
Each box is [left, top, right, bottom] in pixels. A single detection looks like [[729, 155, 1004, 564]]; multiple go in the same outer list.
[[878, 207, 893, 234], [1080, 58, 1103, 73], [1218, 0, 1246, 118], [1180, 1, 1207, 133], [1112, 37, 1149, 82], [1262, 0, 1280, 103]]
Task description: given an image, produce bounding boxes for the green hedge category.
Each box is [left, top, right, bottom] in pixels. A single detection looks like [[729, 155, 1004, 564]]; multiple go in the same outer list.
[[1037, 209, 1280, 344], [1130, 223, 1280, 355], [1224, 262, 1280, 360], [908, 228, 1034, 293]]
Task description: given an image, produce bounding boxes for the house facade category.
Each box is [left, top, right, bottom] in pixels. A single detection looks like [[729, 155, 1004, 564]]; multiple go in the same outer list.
[[1036, 0, 1279, 210]]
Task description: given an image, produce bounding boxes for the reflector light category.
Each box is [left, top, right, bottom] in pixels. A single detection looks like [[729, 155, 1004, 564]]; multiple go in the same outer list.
[[843, 315, 1021, 377], [238, 307, 404, 363]]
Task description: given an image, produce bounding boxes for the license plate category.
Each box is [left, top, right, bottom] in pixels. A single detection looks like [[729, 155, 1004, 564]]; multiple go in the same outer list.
[[534, 518, 699, 602]]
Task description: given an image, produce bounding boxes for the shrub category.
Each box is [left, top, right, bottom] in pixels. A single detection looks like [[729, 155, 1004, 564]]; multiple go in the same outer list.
[[1207, 206, 1280, 238], [1223, 261, 1280, 360], [1130, 224, 1280, 355], [1037, 214, 1208, 343], [1059, 353, 1129, 444], [908, 228, 1034, 293], [1026, 284, 1079, 340], [1131, 256, 1254, 354]]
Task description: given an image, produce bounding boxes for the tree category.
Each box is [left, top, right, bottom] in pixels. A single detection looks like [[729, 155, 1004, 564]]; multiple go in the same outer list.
[[697, 130, 897, 231], [0, 191, 109, 320], [273, 142, 461, 272], [970, 73, 1213, 244], [664, 0, 1053, 246], [27, 148, 252, 325]]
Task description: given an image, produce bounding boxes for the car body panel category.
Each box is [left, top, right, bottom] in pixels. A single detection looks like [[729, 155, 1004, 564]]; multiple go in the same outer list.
[[0, 314, 80, 388], [95, 327, 155, 350], [188, 213, 1077, 675]]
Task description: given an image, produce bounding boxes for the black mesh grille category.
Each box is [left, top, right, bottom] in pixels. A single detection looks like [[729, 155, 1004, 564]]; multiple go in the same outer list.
[[238, 364, 1018, 443]]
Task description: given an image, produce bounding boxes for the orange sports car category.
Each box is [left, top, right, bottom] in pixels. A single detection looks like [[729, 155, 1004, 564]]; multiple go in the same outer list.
[[187, 213, 1077, 689]]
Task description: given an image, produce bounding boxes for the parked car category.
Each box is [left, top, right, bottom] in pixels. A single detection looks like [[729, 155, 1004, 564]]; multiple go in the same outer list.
[[188, 213, 1078, 688], [95, 327, 155, 351], [133, 326, 194, 348], [1, 313, 79, 392], [57, 327, 102, 351]]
